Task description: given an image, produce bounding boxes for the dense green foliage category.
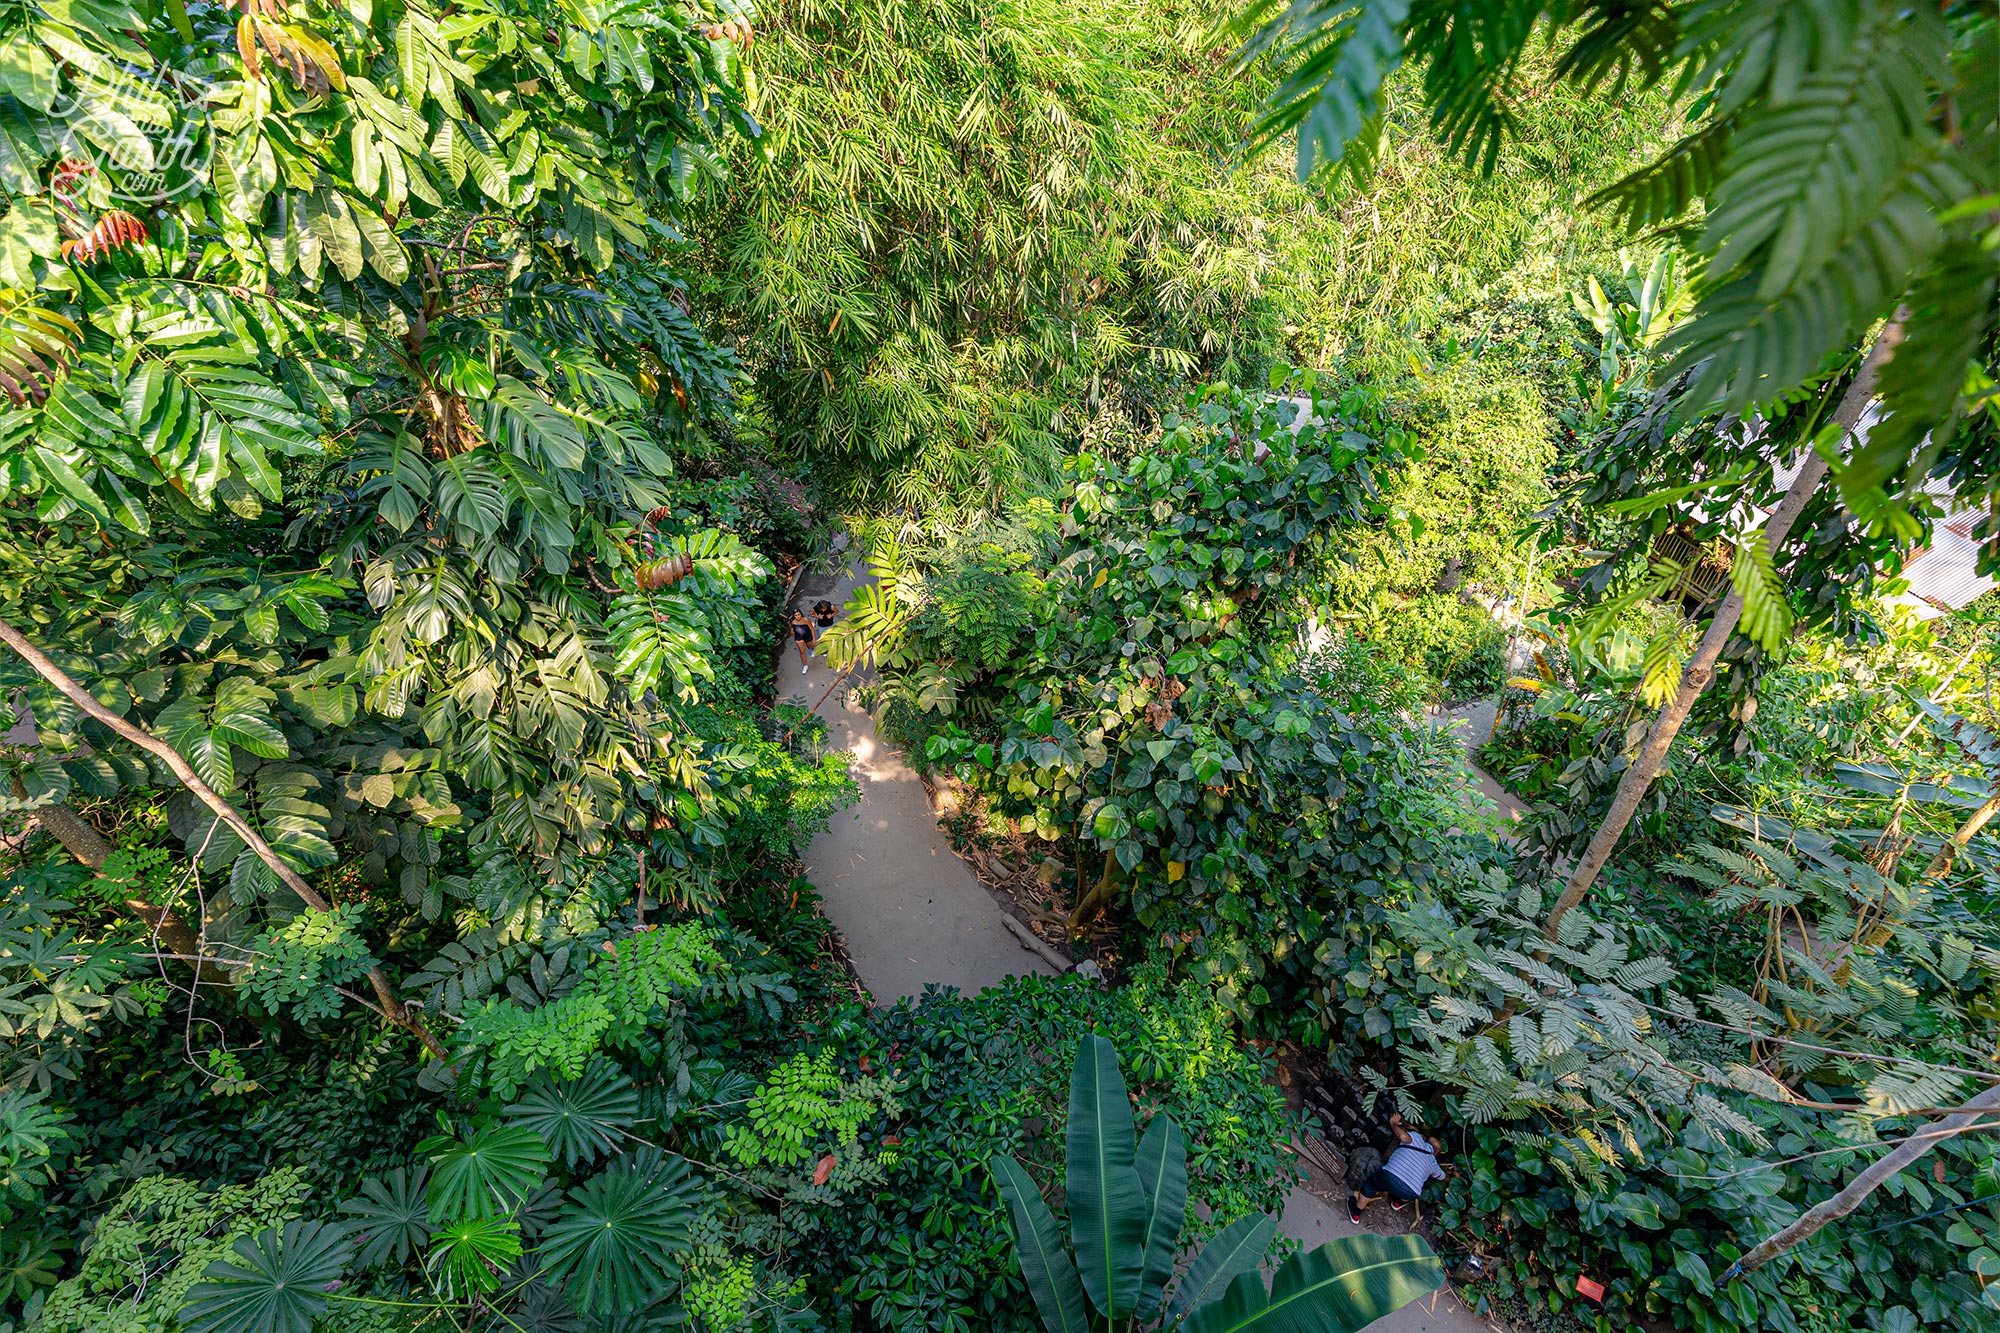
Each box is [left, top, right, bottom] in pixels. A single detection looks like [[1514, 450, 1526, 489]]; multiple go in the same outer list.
[[791, 972, 1299, 1332], [989, 1034, 1443, 1332], [686, 0, 1280, 521], [3, 2, 1999, 1333]]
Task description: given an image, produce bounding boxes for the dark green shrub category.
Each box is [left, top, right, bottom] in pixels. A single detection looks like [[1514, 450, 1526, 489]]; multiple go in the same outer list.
[[789, 971, 1301, 1333], [1434, 1112, 1999, 1333]]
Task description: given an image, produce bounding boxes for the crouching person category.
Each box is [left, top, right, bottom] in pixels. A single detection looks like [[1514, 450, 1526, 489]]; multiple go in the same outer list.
[[1349, 1113, 1446, 1222]]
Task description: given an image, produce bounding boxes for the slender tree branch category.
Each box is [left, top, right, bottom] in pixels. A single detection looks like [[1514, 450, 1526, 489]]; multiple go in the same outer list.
[[1729, 1082, 2000, 1277], [11, 778, 229, 982], [0, 616, 449, 1060], [1544, 316, 1908, 937]]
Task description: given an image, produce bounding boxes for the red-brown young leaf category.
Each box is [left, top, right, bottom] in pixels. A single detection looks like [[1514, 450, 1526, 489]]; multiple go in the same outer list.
[[60, 210, 149, 263], [634, 553, 693, 591]]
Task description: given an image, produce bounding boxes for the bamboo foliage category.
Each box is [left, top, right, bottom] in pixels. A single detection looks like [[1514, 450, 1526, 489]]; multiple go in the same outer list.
[[690, 0, 1279, 522]]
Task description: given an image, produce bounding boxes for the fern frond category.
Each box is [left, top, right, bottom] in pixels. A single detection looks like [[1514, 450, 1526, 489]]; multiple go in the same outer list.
[[1404, 1, 1541, 175], [1588, 116, 1733, 238], [1554, 0, 1681, 100], [1698, 7, 1950, 296], [1637, 625, 1691, 707], [1664, 152, 1969, 413], [1729, 534, 1793, 652], [1841, 238, 2000, 505], [1232, 0, 1409, 179]]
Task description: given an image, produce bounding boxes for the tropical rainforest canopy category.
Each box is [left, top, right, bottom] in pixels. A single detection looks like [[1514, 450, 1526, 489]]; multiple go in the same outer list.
[[0, 2, 1996, 1332]]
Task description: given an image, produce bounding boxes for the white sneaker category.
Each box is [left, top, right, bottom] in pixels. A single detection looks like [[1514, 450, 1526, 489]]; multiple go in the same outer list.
[[802, 664, 808, 674]]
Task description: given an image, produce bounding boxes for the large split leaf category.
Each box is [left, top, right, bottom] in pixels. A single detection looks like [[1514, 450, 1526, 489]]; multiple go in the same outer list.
[[340, 1166, 432, 1268], [421, 1123, 550, 1223], [537, 1148, 697, 1314], [502, 1057, 639, 1168]]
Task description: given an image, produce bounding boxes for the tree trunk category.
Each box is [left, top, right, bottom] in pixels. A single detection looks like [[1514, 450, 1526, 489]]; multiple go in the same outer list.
[[1925, 790, 2000, 878], [0, 617, 448, 1060], [1066, 850, 1120, 931], [1543, 319, 1909, 940], [1730, 1080, 2000, 1277], [11, 777, 227, 978], [27, 794, 111, 866]]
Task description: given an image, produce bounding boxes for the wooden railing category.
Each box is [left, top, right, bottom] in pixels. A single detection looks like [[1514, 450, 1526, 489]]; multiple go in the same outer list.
[[1653, 530, 1729, 604]]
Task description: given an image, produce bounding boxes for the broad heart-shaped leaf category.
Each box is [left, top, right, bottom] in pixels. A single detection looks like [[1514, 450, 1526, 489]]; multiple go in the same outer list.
[[421, 1123, 551, 1222], [1183, 1233, 1445, 1333], [1066, 1034, 1149, 1320], [179, 1218, 353, 1333], [339, 1165, 432, 1268], [1168, 1213, 1279, 1318], [503, 1057, 639, 1168], [536, 1149, 697, 1314], [990, 1154, 1092, 1333], [1132, 1115, 1188, 1319]]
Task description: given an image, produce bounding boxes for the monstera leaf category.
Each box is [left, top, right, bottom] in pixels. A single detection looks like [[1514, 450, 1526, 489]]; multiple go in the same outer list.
[[180, 1219, 354, 1333]]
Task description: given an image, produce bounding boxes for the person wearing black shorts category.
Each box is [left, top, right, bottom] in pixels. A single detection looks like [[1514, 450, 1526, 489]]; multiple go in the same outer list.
[[789, 609, 815, 674]]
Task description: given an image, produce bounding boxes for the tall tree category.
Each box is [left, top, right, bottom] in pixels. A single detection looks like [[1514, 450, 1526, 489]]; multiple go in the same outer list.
[[0, 0, 779, 1027], [1228, 0, 2000, 917]]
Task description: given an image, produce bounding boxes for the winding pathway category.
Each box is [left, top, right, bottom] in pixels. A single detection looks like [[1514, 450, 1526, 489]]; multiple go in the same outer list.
[[786, 565, 1052, 1003], [782, 569, 1503, 1332]]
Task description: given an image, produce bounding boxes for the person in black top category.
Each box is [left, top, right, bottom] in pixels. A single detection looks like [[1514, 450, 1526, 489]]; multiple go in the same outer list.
[[812, 599, 839, 631], [788, 609, 815, 674]]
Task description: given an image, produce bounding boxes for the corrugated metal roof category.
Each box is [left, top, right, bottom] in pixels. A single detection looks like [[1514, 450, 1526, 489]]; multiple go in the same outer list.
[[1889, 527, 1995, 619]]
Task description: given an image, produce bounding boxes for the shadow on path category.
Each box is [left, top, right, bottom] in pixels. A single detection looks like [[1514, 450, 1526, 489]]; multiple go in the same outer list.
[[783, 565, 1051, 1006]]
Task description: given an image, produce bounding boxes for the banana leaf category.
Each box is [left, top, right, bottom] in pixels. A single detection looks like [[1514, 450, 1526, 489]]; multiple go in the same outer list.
[[1132, 1114, 1188, 1319], [1067, 1034, 1150, 1320], [1182, 1233, 1444, 1333], [1167, 1213, 1278, 1318], [991, 1154, 1092, 1333]]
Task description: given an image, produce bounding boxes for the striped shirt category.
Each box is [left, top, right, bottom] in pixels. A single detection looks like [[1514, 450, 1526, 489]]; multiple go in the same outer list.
[[1382, 1138, 1445, 1196]]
